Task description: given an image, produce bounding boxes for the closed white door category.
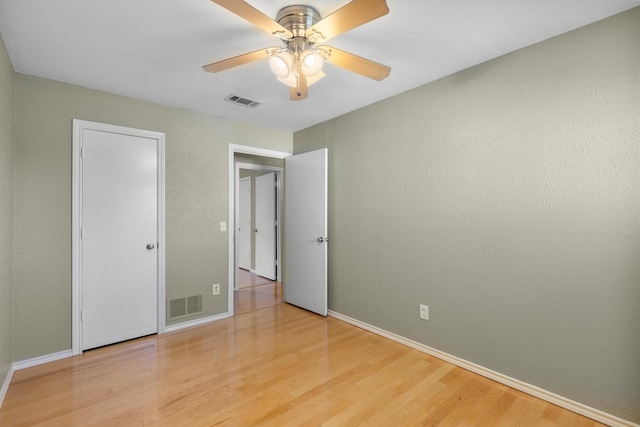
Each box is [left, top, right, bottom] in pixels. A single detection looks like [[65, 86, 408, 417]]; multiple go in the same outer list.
[[81, 129, 159, 350], [254, 172, 276, 280], [285, 149, 328, 316], [238, 177, 252, 270]]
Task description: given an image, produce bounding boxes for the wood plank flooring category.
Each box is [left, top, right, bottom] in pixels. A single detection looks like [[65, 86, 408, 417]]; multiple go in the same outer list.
[[238, 268, 276, 289], [235, 269, 283, 315], [0, 272, 607, 426]]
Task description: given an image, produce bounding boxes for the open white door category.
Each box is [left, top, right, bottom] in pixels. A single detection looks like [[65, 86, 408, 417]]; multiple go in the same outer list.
[[238, 177, 252, 270], [285, 148, 328, 316], [255, 172, 276, 280]]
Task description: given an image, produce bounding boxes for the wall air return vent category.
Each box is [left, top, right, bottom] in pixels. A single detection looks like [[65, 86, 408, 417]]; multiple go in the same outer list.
[[169, 297, 186, 318], [187, 295, 203, 315], [168, 295, 204, 320], [224, 94, 262, 108]]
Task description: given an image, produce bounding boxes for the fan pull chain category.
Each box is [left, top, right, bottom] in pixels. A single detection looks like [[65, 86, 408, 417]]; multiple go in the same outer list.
[[295, 64, 303, 97]]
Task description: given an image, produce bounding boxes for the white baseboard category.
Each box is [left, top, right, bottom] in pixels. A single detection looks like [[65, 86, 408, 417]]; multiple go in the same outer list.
[[0, 364, 14, 409], [164, 312, 231, 333], [12, 349, 73, 371], [328, 310, 639, 427]]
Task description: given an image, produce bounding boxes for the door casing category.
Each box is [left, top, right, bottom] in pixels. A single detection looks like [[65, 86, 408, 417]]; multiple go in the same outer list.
[[72, 119, 166, 355]]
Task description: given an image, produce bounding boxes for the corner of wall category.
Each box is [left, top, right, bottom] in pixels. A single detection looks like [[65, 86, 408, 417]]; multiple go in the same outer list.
[[10, 51, 17, 369], [0, 30, 16, 408]]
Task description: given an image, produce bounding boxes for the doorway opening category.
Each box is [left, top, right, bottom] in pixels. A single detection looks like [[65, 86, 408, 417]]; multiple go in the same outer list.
[[236, 165, 282, 284], [228, 144, 291, 316]]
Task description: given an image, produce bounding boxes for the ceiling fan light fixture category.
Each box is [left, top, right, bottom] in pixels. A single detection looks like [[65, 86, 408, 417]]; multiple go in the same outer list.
[[300, 50, 323, 77], [204, 0, 391, 101], [269, 51, 294, 78]]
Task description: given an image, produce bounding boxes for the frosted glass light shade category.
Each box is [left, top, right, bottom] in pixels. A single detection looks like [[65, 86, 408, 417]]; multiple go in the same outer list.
[[300, 50, 323, 77], [269, 51, 294, 78]]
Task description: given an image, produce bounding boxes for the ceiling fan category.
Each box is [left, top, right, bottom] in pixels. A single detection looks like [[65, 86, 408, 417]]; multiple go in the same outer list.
[[203, 0, 391, 101]]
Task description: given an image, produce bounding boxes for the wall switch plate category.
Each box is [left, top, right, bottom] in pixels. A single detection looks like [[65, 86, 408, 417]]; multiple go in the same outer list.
[[419, 304, 429, 320], [220, 222, 227, 232], [213, 284, 220, 295]]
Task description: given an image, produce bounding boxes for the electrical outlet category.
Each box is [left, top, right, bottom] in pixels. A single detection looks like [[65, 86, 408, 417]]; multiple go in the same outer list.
[[419, 304, 429, 320], [220, 222, 227, 232], [212, 284, 220, 295]]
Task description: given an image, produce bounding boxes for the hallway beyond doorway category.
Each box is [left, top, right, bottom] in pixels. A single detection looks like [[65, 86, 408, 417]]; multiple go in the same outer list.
[[235, 269, 282, 315]]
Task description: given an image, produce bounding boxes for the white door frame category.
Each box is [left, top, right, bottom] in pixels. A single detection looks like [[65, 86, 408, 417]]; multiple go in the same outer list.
[[72, 119, 166, 355], [228, 144, 290, 315]]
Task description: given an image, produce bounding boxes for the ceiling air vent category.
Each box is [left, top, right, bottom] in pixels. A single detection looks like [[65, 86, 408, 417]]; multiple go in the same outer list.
[[225, 94, 262, 108]]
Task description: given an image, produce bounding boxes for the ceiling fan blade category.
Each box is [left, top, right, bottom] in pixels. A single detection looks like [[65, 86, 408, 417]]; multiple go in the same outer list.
[[290, 73, 308, 101], [203, 47, 279, 73], [318, 46, 391, 81], [209, 0, 292, 40], [306, 0, 389, 43]]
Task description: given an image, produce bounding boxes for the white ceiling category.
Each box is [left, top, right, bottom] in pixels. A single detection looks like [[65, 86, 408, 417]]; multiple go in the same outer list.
[[0, 0, 638, 132]]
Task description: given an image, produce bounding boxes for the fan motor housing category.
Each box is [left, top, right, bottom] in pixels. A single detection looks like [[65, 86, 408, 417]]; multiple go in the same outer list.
[[276, 5, 321, 38]]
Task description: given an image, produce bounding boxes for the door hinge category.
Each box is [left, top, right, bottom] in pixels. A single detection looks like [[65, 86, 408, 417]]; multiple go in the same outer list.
[[275, 259, 279, 266], [80, 310, 83, 322], [80, 228, 83, 239], [80, 147, 83, 158]]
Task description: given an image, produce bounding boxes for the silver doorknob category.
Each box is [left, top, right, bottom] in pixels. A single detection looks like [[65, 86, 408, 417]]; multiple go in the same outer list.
[[317, 237, 324, 243], [146, 244, 155, 250]]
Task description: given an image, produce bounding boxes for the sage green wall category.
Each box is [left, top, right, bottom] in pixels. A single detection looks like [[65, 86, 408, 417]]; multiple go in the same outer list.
[[13, 74, 292, 358], [294, 9, 640, 423], [0, 35, 15, 389]]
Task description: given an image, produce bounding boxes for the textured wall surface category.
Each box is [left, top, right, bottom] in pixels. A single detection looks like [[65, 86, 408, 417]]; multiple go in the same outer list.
[[0, 35, 15, 390], [294, 9, 640, 423], [13, 75, 292, 359]]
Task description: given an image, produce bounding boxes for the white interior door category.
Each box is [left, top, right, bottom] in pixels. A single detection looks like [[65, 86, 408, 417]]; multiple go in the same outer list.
[[81, 129, 159, 350], [254, 172, 276, 280], [238, 177, 252, 270], [285, 148, 328, 316]]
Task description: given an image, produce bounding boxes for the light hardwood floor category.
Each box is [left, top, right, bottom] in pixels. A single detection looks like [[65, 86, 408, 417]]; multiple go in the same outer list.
[[235, 269, 283, 315], [0, 273, 606, 426]]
